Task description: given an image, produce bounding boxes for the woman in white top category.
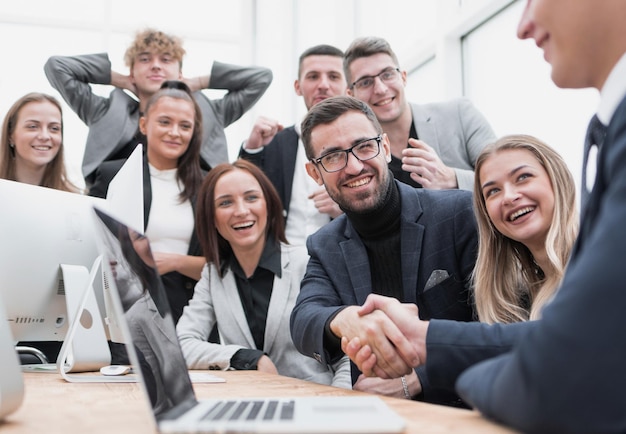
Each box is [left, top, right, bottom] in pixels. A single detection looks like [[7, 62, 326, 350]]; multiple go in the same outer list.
[[90, 81, 206, 323]]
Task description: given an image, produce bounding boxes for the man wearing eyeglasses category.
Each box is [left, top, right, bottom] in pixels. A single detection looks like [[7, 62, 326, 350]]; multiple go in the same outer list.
[[344, 36, 495, 191], [290, 95, 478, 406]]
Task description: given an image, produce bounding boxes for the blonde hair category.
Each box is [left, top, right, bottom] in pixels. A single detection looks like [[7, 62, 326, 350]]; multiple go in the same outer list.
[[124, 28, 186, 68], [0, 93, 80, 193], [472, 135, 578, 323]]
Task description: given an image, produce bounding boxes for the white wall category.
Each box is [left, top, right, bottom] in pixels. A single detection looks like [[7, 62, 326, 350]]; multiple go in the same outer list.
[[460, 0, 598, 195], [0, 0, 253, 189], [0, 0, 601, 192]]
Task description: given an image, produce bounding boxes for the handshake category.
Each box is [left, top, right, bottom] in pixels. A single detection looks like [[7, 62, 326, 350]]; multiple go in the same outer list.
[[333, 294, 430, 379]]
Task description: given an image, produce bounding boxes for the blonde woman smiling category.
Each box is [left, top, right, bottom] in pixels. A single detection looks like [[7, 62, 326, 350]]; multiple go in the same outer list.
[[472, 134, 578, 323]]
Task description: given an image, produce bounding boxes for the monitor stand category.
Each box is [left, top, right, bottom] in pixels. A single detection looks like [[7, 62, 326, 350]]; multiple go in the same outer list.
[[56, 257, 112, 381]]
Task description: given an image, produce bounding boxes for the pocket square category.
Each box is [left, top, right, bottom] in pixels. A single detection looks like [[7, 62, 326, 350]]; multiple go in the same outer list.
[[425, 270, 449, 291]]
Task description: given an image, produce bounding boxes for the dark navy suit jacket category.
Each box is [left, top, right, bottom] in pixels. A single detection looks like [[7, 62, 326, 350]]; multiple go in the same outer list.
[[426, 95, 626, 433], [239, 126, 299, 219]]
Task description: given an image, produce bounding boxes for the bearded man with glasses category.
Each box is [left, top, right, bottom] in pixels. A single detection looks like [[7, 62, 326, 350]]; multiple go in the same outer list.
[[290, 95, 478, 407], [345, 36, 495, 191]]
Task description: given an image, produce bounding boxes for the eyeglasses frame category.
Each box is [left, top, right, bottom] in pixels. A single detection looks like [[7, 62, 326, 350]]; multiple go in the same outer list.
[[350, 67, 401, 91], [310, 135, 383, 173]]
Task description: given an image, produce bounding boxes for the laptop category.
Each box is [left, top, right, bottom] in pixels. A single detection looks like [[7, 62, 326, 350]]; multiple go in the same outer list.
[[91, 206, 406, 434]]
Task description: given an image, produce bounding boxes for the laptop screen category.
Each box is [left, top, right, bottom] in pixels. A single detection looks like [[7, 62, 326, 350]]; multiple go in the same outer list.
[[92, 206, 407, 434], [93, 206, 198, 419]]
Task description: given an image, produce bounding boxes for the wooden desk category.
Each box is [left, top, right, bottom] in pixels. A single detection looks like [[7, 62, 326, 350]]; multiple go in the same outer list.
[[1, 371, 516, 433]]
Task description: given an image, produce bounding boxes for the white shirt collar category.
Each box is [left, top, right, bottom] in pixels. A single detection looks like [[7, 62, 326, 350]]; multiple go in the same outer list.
[[597, 51, 626, 125]]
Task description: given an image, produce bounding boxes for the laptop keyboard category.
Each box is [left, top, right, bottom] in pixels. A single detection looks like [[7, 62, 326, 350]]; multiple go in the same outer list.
[[200, 400, 295, 422]]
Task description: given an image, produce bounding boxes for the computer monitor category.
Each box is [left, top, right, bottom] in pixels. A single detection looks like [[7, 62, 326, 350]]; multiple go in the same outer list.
[[0, 293, 23, 419], [0, 147, 144, 372], [0, 179, 105, 341]]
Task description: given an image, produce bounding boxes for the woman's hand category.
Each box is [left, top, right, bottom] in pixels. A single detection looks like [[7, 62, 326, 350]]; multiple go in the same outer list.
[[256, 355, 278, 374]]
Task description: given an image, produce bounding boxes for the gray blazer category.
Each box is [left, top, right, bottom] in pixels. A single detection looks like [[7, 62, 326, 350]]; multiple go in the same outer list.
[[44, 53, 272, 183], [176, 243, 351, 389], [410, 99, 496, 190]]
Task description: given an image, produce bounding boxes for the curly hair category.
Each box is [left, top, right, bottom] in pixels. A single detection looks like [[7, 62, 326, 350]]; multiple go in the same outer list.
[[124, 28, 186, 68]]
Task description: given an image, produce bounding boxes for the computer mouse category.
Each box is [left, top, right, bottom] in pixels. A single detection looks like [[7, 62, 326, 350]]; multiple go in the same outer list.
[[99, 365, 131, 376]]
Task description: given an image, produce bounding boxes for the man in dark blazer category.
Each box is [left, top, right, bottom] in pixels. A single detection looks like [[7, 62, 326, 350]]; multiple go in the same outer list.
[[340, 1, 626, 432], [44, 28, 272, 186], [289, 96, 478, 405], [240, 44, 346, 245]]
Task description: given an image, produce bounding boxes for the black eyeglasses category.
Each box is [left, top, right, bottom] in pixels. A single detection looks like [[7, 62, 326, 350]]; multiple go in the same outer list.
[[311, 136, 382, 173], [350, 68, 401, 90]]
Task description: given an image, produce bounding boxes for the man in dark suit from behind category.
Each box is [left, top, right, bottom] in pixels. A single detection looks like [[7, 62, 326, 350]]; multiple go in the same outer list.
[[339, 2, 626, 432]]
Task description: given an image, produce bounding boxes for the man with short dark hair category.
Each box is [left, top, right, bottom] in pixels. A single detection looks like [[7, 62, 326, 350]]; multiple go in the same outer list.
[[290, 95, 478, 405], [240, 44, 346, 245]]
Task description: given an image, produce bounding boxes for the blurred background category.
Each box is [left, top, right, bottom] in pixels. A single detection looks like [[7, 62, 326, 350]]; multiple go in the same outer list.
[[0, 0, 598, 192]]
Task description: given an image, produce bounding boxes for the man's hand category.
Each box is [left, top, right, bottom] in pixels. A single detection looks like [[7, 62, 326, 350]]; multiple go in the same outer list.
[[353, 370, 422, 398], [110, 71, 138, 96], [341, 294, 428, 378], [331, 305, 415, 379], [309, 187, 343, 218], [244, 116, 284, 150], [402, 138, 458, 189], [182, 75, 209, 92]]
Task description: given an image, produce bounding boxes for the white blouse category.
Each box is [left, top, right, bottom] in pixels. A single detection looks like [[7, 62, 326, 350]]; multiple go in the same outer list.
[[145, 164, 194, 255]]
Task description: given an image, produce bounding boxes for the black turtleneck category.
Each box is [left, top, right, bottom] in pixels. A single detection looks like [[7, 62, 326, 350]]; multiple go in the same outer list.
[[344, 172, 403, 300]]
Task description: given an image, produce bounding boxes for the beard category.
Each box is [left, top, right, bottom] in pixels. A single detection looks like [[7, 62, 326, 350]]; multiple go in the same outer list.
[[327, 168, 391, 214]]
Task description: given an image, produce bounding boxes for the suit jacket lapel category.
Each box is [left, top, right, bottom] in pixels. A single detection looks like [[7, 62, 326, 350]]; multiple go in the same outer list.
[[187, 196, 201, 256], [411, 103, 440, 155], [220, 271, 257, 348], [340, 224, 373, 305], [263, 251, 293, 355], [142, 154, 152, 231], [398, 184, 424, 303], [281, 127, 299, 210]]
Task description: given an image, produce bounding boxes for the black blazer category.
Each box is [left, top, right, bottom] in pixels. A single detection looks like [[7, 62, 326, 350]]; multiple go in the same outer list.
[[89, 155, 203, 323], [239, 126, 299, 219]]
